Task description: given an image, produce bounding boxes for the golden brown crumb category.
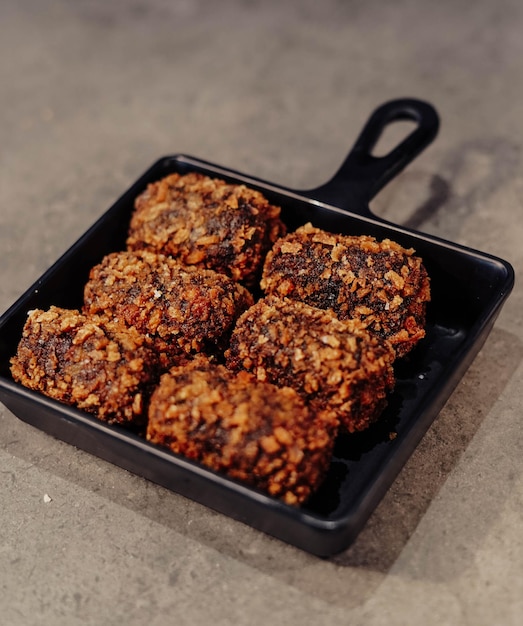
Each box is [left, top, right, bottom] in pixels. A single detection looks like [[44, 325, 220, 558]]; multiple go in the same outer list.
[[225, 296, 396, 433], [10, 306, 157, 426], [146, 355, 337, 505], [127, 172, 286, 286], [83, 250, 254, 367], [261, 222, 430, 357]]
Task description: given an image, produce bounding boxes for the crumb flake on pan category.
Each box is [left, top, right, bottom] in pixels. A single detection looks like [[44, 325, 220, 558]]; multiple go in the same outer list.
[[261, 222, 431, 357], [126, 172, 287, 286], [146, 355, 337, 505], [83, 249, 254, 366], [10, 306, 157, 425], [225, 296, 396, 433]]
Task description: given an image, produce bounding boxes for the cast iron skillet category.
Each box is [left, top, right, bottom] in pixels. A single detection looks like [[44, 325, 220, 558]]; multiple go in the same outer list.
[[0, 99, 514, 557]]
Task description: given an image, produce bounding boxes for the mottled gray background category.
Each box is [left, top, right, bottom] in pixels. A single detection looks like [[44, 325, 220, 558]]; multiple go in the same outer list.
[[1, 1, 523, 624]]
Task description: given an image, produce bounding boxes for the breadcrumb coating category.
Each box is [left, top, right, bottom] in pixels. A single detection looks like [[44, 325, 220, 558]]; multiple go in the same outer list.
[[225, 296, 395, 433], [10, 306, 157, 425], [10, 170, 433, 507], [83, 250, 253, 367], [261, 222, 430, 357], [146, 356, 337, 505], [127, 172, 286, 286]]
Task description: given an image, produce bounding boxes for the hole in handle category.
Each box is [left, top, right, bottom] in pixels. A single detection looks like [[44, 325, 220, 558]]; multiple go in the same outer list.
[[371, 120, 419, 158]]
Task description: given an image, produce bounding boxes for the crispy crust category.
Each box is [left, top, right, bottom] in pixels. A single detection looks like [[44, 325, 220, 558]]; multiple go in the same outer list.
[[83, 250, 254, 367], [261, 222, 430, 357], [225, 296, 396, 433], [10, 306, 157, 425], [146, 356, 336, 505], [10, 170, 433, 507], [127, 172, 286, 286]]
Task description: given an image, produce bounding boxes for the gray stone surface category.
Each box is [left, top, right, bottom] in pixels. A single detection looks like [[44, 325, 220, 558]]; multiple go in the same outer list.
[[1, 1, 523, 624]]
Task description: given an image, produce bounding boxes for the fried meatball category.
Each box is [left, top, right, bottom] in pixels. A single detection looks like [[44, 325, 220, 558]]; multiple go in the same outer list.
[[225, 296, 395, 433], [126, 172, 286, 286], [146, 356, 336, 505], [10, 306, 157, 426], [261, 222, 430, 357], [83, 250, 253, 367]]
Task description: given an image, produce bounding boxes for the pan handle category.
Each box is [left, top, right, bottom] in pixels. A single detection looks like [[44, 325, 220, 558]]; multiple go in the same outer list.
[[303, 98, 440, 217]]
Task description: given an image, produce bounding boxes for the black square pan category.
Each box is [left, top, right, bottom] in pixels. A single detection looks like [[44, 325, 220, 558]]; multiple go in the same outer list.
[[0, 99, 514, 557]]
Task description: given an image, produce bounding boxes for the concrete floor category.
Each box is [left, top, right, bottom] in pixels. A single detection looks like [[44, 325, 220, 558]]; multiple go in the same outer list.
[[1, 1, 523, 624]]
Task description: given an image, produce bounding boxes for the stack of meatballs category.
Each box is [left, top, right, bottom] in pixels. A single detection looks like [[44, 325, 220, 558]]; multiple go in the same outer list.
[[11, 171, 430, 506]]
